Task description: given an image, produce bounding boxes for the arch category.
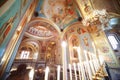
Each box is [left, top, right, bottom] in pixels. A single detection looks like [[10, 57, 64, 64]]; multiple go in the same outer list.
[[16, 39, 40, 60], [68, 34, 80, 63], [25, 17, 61, 40], [61, 22, 88, 40], [61, 22, 89, 63]]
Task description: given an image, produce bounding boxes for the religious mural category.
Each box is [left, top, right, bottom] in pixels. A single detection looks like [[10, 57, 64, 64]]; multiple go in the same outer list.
[[0, 1, 19, 60], [0, 0, 32, 60], [25, 18, 58, 40], [65, 22, 96, 62], [35, 0, 80, 29], [76, 0, 93, 18], [91, 32, 119, 67], [70, 35, 79, 63], [0, 13, 17, 45], [23, 18, 60, 65], [1, 0, 120, 79], [46, 41, 56, 65], [79, 33, 94, 54]]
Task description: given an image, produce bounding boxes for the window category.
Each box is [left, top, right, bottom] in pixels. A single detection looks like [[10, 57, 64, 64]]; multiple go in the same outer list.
[[20, 51, 30, 59], [108, 35, 118, 49]]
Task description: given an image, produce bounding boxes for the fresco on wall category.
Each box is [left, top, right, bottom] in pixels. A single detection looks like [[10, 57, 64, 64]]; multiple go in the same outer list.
[[0, 13, 18, 45], [80, 33, 93, 52], [91, 32, 119, 67], [79, 32, 95, 62], [35, 0, 80, 29], [25, 18, 58, 40], [65, 22, 96, 62], [46, 41, 56, 64], [76, 0, 93, 18], [0, 0, 31, 59], [70, 35, 79, 63]]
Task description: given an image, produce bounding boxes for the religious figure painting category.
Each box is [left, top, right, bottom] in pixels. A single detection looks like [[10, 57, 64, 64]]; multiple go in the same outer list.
[[76, 0, 93, 18], [91, 31, 119, 67], [0, 23, 12, 45], [0, 13, 17, 45], [77, 27, 87, 34], [37, 0, 79, 29], [25, 19, 57, 40], [70, 36, 79, 62]]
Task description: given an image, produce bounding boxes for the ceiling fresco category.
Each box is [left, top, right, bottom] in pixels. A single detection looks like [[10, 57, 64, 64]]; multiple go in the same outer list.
[[76, 0, 93, 18], [35, 0, 80, 29], [25, 18, 59, 40]]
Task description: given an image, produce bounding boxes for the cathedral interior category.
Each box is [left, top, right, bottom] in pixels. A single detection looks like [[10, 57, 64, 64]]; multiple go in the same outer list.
[[0, 0, 120, 80]]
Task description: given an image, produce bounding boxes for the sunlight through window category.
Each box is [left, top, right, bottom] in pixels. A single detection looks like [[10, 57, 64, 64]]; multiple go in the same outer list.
[[20, 51, 30, 59], [108, 35, 118, 49]]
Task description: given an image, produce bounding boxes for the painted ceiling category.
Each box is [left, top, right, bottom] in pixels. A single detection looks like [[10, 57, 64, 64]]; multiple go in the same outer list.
[[35, 0, 80, 29], [25, 18, 59, 40]]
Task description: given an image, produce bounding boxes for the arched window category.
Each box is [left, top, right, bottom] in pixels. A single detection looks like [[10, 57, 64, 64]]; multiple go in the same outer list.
[[20, 51, 30, 59], [108, 35, 118, 50]]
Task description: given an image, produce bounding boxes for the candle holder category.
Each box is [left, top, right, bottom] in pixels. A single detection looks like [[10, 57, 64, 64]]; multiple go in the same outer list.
[[92, 63, 109, 80], [92, 76, 102, 80]]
